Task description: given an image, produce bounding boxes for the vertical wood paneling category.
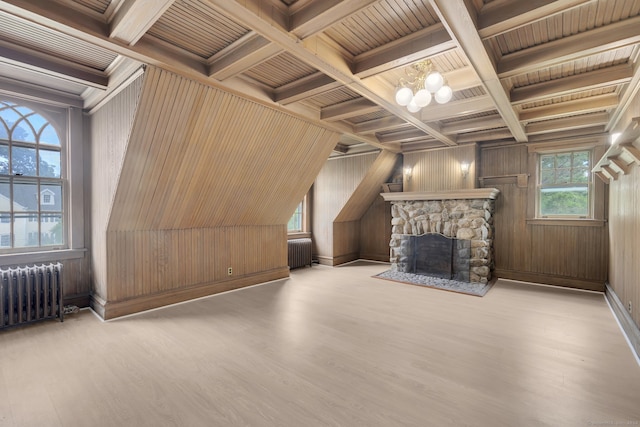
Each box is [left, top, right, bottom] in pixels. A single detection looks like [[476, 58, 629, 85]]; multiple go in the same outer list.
[[312, 152, 379, 262], [404, 145, 477, 192], [333, 221, 361, 264], [90, 74, 144, 300], [481, 144, 608, 290], [609, 161, 640, 330], [106, 226, 286, 303], [109, 66, 339, 230], [360, 194, 392, 262]]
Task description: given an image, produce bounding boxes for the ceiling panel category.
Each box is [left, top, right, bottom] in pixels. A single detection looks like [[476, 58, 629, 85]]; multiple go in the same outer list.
[[492, 0, 640, 56], [303, 87, 361, 109], [0, 11, 117, 71], [243, 52, 317, 89], [148, 0, 250, 59], [324, 0, 438, 56], [70, 0, 111, 14]]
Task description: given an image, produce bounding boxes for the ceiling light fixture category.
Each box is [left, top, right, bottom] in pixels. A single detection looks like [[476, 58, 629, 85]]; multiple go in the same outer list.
[[395, 60, 453, 113]]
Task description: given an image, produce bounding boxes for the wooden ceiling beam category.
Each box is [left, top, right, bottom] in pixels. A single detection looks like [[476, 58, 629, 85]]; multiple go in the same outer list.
[[354, 116, 407, 134], [378, 128, 432, 144], [478, 0, 594, 39], [321, 98, 381, 121], [290, 0, 379, 40], [430, 0, 528, 142], [353, 24, 456, 78], [525, 112, 610, 135], [511, 64, 633, 104], [456, 128, 513, 143], [274, 72, 340, 105], [109, 0, 176, 45], [208, 32, 282, 81], [419, 95, 495, 122], [441, 114, 505, 134], [204, 0, 458, 146], [498, 15, 640, 78], [520, 94, 619, 122], [0, 42, 108, 89]]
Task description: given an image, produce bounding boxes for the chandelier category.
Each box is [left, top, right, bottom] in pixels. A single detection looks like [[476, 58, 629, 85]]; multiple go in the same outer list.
[[394, 60, 453, 113]]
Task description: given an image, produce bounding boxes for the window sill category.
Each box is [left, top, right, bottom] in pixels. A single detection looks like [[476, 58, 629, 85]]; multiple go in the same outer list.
[[0, 248, 87, 267], [288, 232, 311, 240], [526, 218, 606, 227]]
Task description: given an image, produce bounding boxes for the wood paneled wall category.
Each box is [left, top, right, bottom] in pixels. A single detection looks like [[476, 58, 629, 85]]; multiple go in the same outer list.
[[608, 155, 640, 333], [313, 151, 397, 265], [360, 194, 392, 262], [89, 74, 144, 301], [110, 67, 338, 230], [404, 145, 477, 192], [90, 66, 339, 318], [480, 144, 608, 291]]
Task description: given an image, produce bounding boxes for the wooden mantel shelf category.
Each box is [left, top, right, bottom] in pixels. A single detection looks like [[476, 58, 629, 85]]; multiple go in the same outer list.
[[380, 188, 500, 202]]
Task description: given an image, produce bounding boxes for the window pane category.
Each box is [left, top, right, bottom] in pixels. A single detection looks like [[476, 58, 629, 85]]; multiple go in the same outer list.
[[12, 146, 37, 176], [13, 181, 38, 212], [0, 180, 10, 211], [540, 169, 555, 185], [0, 123, 7, 140], [555, 168, 571, 184], [0, 213, 10, 248], [11, 119, 36, 143], [0, 145, 8, 174], [288, 202, 303, 232], [40, 183, 62, 211], [556, 153, 571, 168], [540, 154, 555, 169], [39, 149, 61, 178], [573, 151, 589, 167], [572, 167, 589, 183], [41, 214, 62, 246], [14, 214, 38, 247], [540, 187, 588, 216], [0, 232, 10, 248], [39, 123, 60, 146]]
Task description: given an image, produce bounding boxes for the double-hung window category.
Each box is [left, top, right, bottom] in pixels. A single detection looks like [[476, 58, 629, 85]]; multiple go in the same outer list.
[[538, 149, 591, 218], [0, 99, 64, 250]]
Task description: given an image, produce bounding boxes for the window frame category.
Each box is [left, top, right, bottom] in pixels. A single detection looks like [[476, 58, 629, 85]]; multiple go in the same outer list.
[[287, 194, 311, 239], [536, 149, 593, 219], [0, 91, 85, 263], [526, 138, 608, 227]]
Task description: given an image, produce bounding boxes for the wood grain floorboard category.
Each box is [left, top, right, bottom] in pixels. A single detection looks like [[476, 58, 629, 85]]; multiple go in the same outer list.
[[1, 261, 639, 426]]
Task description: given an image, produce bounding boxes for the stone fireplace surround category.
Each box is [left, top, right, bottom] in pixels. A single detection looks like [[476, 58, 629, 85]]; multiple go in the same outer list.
[[380, 189, 500, 284]]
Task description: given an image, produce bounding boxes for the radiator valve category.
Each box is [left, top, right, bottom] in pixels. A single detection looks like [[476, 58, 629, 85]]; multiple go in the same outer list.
[[63, 305, 80, 315]]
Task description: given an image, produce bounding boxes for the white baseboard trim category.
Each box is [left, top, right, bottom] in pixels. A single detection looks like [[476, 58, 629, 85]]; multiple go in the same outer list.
[[604, 283, 640, 367]]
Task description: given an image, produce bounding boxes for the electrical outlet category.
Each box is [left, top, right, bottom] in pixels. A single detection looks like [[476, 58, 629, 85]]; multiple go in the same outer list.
[[629, 301, 633, 314], [228, 267, 232, 276]]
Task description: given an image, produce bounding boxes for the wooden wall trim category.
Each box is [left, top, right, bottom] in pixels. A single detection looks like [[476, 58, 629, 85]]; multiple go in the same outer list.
[[93, 267, 289, 320], [495, 269, 605, 292], [605, 283, 640, 362]]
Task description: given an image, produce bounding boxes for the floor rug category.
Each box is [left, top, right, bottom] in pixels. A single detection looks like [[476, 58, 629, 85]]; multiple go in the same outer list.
[[373, 270, 493, 297]]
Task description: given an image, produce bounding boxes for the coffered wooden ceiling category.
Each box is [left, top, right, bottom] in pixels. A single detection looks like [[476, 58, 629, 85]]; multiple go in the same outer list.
[[0, 0, 639, 153]]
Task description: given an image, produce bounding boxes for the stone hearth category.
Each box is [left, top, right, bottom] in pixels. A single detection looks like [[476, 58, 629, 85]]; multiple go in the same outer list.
[[381, 189, 499, 284]]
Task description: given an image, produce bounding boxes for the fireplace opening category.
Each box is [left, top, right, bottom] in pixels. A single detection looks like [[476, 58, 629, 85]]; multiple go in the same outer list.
[[405, 234, 470, 282]]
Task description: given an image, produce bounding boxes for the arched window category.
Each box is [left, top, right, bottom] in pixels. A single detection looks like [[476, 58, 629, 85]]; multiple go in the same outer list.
[[0, 100, 64, 249]]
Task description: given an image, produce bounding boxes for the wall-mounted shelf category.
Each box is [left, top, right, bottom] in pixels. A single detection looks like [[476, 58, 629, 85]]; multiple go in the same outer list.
[[592, 118, 640, 183]]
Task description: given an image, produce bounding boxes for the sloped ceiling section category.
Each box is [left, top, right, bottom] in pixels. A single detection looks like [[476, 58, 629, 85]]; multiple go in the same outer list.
[[108, 65, 340, 231]]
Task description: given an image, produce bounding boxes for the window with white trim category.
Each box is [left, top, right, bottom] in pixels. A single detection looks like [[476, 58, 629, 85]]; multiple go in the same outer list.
[[0, 100, 64, 250], [287, 200, 304, 233], [538, 149, 591, 218]]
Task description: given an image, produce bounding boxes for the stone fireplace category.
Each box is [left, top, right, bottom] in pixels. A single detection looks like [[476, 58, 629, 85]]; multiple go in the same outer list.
[[380, 189, 500, 284]]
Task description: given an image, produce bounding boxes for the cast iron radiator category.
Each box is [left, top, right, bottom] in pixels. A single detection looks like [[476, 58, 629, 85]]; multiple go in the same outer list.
[[288, 238, 312, 269], [0, 263, 63, 330]]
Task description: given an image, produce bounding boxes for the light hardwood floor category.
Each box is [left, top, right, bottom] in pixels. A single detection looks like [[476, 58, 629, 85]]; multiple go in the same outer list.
[[1, 261, 639, 427]]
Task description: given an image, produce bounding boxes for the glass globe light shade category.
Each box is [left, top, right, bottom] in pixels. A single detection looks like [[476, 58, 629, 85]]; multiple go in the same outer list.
[[425, 71, 444, 93], [407, 99, 421, 113], [413, 88, 432, 108], [434, 85, 453, 104], [395, 87, 413, 106]]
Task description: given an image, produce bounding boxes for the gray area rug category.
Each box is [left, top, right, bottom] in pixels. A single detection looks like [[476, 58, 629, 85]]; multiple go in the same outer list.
[[373, 270, 493, 297]]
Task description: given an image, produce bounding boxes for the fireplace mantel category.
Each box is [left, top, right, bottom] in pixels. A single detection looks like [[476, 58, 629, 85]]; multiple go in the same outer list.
[[380, 188, 500, 202]]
